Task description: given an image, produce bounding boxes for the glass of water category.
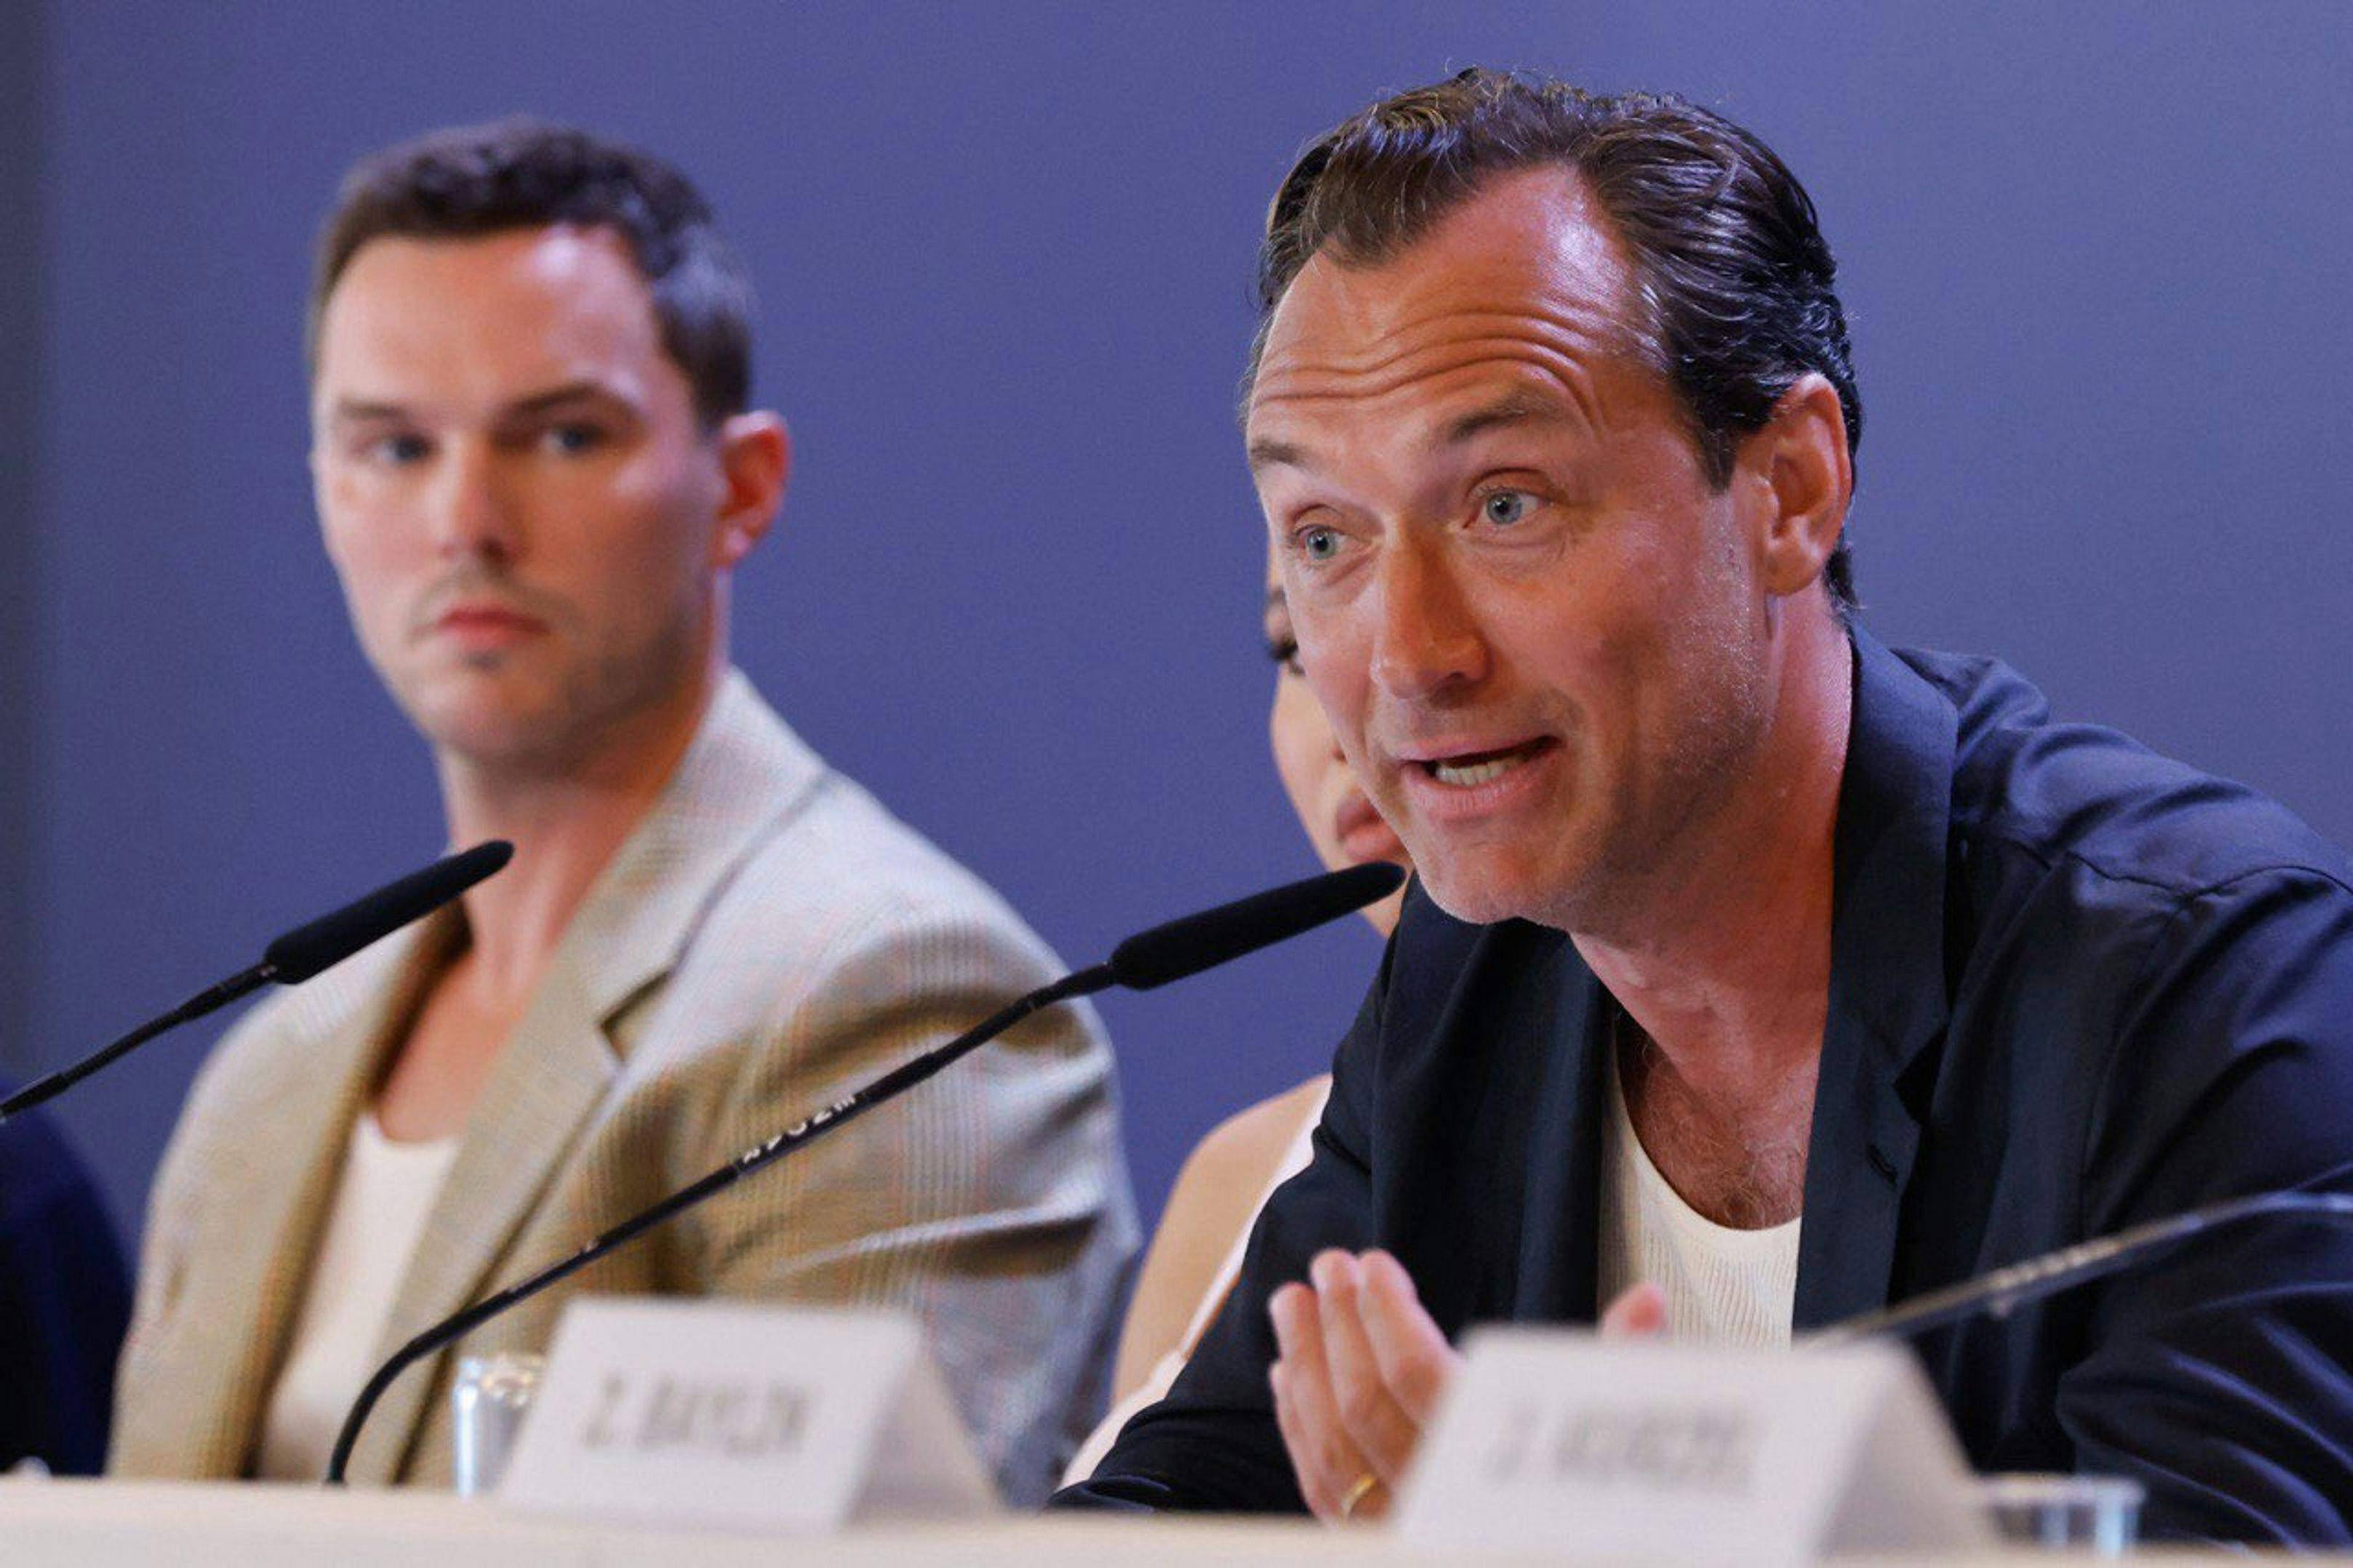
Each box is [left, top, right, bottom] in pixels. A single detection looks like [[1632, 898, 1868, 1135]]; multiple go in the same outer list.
[[1980, 1473, 2144, 1555], [451, 1351, 545, 1498]]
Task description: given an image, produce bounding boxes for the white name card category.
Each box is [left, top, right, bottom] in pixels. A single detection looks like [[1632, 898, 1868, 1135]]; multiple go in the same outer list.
[[1394, 1329, 1991, 1564], [497, 1299, 996, 1534]]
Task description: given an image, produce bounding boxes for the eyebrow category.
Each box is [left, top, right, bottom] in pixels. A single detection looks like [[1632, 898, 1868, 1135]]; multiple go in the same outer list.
[[323, 381, 633, 427], [1245, 436, 1306, 473], [499, 381, 632, 419], [323, 397, 413, 426]]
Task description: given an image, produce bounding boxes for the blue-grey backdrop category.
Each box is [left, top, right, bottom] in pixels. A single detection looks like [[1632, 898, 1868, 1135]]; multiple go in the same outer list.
[[12, 1, 2352, 1252]]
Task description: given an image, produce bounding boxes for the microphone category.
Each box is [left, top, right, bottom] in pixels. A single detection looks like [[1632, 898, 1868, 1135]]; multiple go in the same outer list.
[[1108, 861, 1404, 989], [324, 859, 1405, 1484], [261, 841, 513, 983], [1811, 1190, 2353, 1346], [0, 841, 513, 1126]]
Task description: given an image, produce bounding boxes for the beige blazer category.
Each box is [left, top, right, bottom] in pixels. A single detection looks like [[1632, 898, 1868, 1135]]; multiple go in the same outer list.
[[110, 673, 1137, 1503]]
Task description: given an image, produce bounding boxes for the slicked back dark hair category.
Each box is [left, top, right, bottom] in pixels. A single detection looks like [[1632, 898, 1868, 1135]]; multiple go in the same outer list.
[[309, 118, 754, 428], [1253, 70, 1862, 611]]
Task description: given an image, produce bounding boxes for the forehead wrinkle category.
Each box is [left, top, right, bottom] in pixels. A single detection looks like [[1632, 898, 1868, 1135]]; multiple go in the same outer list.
[[1250, 167, 1654, 448], [1250, 279, 1630, 434], [1251, 330, 1612, 447], [1441, 389, 1569, 447], [1269, 291, 1628, 375]]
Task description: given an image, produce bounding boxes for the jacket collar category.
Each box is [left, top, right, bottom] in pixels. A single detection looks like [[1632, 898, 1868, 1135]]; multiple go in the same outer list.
[[1511, 951, 1610, 1323], [334, 673, 826, 1480], [1792, 627, 1959, 1327], [552, 670, 826, 1032], [166, 913, 454, 1478]]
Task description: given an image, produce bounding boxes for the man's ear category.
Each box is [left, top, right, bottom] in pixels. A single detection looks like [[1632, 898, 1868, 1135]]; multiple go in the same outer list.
[[710, 411, 789, 569], [1742, 374, 1851, 598]]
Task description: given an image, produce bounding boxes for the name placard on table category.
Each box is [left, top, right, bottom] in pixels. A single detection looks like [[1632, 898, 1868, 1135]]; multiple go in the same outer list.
[[1395, 1329, 1991, 1564], [498, 1299, 995, 1534]]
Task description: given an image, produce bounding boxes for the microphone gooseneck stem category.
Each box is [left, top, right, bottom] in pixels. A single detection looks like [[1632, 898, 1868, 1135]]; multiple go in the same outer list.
[[322, 963, 1114, 1484], [0, 842, 513, 1129], [323, 862, 1397, 1484], [0, 962, 277, 1126], [1811, 1190, 2353, 1346]]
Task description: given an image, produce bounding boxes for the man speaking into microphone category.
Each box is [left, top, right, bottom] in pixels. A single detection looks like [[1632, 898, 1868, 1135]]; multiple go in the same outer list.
[[1062, 71, 2353, 1541], [110, 120, 1134, 1500]]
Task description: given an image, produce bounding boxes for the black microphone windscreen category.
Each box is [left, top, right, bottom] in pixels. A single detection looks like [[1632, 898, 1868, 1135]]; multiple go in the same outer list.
[[261, 840, 513, 984], [1107, 861, 1405, 991]]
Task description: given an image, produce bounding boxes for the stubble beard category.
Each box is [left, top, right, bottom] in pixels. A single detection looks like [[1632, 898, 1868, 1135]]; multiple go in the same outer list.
[[1527, 611, 1776, 945], [1552, 491, 1789, 930], [397, 601, 709, 785], [1378, 677, 1773, 940]]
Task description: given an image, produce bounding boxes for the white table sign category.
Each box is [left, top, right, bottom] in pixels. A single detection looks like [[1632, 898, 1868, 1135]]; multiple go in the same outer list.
[[1394, 1328, 1991, 1564], [497, 1299, 996, 1534]]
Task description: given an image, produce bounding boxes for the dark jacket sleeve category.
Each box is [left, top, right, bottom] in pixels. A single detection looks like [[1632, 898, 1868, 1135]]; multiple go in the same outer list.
[[1052, 978, 1386, 1512], [2060, 867, 2353, 1544], [0, 1095, 132, 1476]]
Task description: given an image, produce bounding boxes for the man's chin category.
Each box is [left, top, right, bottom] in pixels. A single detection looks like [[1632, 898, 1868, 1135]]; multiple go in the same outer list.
[[1411, 858, 1554, 930], [404, 693, 574, 771]]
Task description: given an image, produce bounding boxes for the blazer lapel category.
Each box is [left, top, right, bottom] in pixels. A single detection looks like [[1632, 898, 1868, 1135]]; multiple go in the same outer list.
[[1795, 632, 1959, 1330], [1511, 948, 1609, 1323], [164, 917, 449, 1476], [342, 672, 822, 1482], [344, 951, 616, 1484]]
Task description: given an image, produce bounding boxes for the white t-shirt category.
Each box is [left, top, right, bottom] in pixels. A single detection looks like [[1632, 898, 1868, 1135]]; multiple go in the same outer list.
[[254, 1111, 458, 1481], [1596, 1048, 1802, 1347]]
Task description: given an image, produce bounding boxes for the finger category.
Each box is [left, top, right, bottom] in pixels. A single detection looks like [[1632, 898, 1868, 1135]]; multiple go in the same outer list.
[[1357, 1249, 1462, 1426], [1269, 1358, 1340, 1521], [1600, 1280, 1669, 1338], [1269, 1277, 1374, 1522], [1310, 1251, 1421, 1487], [1275, 1320, 1394, 1527]]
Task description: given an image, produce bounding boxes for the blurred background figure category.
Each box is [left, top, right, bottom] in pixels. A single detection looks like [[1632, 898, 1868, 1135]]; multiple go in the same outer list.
[[1065, 558, 1410, 1482], [0, 1088, 129, 1475], [107, 120, 1134, 1500]]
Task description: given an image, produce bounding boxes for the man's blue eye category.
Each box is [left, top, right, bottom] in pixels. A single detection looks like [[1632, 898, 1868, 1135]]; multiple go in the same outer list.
[[1301, 527, 1341, 561], [546, 424, 604, 454], [374, 434, 429, 465], [1482, 491, 1534, 526]]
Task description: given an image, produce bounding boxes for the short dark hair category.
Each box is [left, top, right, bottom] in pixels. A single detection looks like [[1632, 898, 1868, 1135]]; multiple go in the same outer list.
[[1254, 70, 1863, 611], [308, 118, 754, 428]]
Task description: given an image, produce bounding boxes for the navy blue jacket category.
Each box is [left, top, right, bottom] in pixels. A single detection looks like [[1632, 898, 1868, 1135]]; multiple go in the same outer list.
[[0, 1086, 130, 1475], [1065, 632, 2353, 1543]]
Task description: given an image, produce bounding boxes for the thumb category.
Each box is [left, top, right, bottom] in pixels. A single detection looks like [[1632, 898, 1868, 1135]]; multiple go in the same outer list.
[[1599, 1280, 1668, 1339]]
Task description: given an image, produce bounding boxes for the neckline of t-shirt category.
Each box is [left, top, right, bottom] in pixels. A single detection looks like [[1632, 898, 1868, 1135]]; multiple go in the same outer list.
[[356, 1106, 462, 1161], [1605, 1042, 1803, 1254]]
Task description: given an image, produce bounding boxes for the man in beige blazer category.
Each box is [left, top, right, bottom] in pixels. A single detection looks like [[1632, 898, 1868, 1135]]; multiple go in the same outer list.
[[110, 120, 1136, 1504]]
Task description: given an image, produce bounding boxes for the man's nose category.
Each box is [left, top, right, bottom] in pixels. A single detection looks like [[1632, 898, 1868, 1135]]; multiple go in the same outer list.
[[426, 439, 522, 563], [1370, 543, 1487, 700]]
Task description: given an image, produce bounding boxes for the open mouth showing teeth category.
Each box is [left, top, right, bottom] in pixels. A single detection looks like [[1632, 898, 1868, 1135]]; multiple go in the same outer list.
[[1423, 739, 1549, 787]]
